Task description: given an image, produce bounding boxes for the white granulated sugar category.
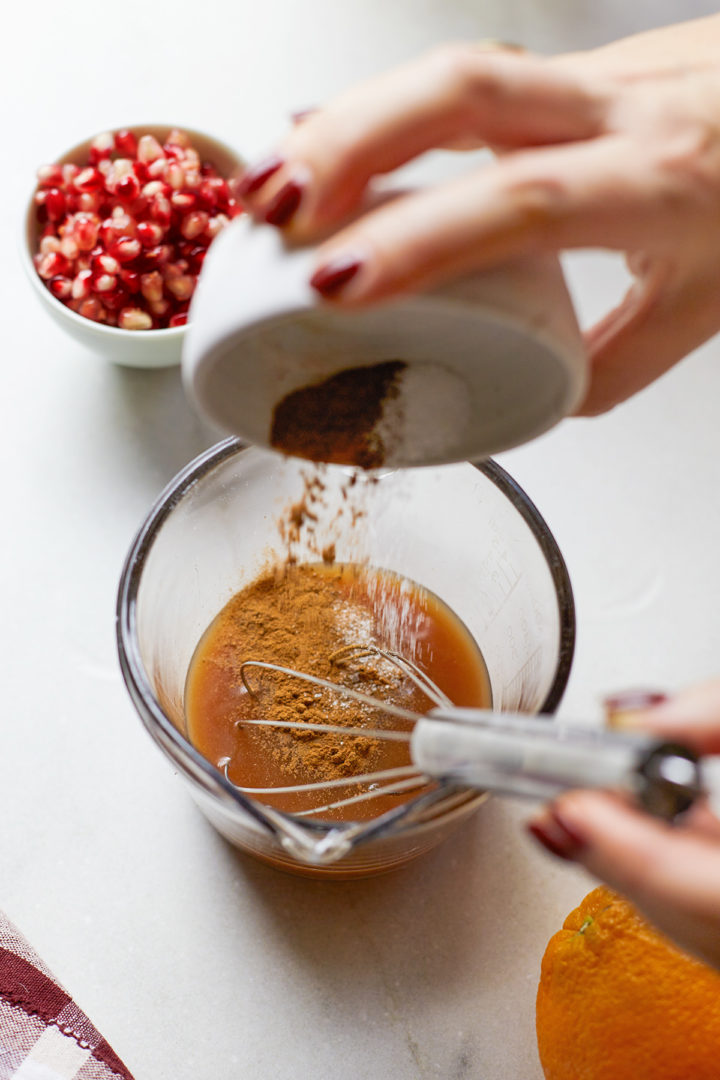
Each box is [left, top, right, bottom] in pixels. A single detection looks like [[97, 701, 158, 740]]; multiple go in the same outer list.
[[376, 361, 472, 465], [334, 600, 375, 646]]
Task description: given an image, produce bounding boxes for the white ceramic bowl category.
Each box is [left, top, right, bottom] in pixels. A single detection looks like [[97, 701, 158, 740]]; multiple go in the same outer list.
[[183, 214, 587, 466], [22, 124, 243, 369]]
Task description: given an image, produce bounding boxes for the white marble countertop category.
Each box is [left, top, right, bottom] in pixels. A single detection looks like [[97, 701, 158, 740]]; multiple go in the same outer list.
[[3, 1, 720, 1077]]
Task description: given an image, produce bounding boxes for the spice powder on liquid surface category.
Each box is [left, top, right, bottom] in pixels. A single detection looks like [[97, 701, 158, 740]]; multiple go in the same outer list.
[[185, 562, 491, 822]]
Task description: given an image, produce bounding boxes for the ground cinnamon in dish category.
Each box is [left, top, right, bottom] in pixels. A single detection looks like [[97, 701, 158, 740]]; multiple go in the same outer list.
[[185, 562, 491, 822], [270, 360, 407, 467]]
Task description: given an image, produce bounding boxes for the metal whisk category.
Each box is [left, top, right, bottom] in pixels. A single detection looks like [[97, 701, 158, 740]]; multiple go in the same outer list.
[[222, 646, 713, 822]]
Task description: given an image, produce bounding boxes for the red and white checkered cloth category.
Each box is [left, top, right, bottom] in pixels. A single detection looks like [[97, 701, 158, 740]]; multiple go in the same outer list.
[[0, 912, 134, 1080]]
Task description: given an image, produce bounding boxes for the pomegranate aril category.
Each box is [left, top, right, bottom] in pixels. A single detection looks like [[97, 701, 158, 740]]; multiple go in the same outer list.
[[137, 134, 164, 164], [140, 271, 164, 303], [171, 192, 195, 211], [110, 237, 142, 262], [132, 160, 149, 183], [188, 245, 207, 271], [183, 169, 201, 190], [141, 180, 169, 199], [114, 173, 141, 201], [48, 275, 72, 299], [60, 235, 79, 260], [137, 220, 164, 247], [93, 273, 117, 293], [115, 129, 138, 157], [34, 190, 48, 222], [180, 211, 209, 239], [62, 163, 80, 185], [150, 195, 172, 226], [206, 213, 229, 239], [78, 298, 106, 322], [38, 251, 70, 279], [89, 131, 115, 164], [165, 163, 185, 190], [148, 298, 170, 319], [72, 269, 93, 300], [101, 287, 128, 311], [147, 157, 168, 180], [166, 129, 191, 149], [91, 252, 120, 275], [111, 157, 133, 179], [165, 273, 195, 301], [43, 188, 66, 221], [40, 235, 62, 255], [72, 213, 100, 251], [77, 191, 103, 213], [119, 269, 140, 293], [168, 311, 188, 328], [118, 307, 153, 330], [142, 244, 172, 268], [198, 177, 230, 211], [37, 163, 64, 187], [74, 166, 104, 192], [100, 212, 137, 245]]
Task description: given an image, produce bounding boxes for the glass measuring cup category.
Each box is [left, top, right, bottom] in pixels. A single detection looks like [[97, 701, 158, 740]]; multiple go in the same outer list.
[[116, 440, 575, 878]]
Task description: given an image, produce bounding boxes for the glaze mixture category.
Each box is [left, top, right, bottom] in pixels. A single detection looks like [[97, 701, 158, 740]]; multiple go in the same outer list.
[[185, 562, 490, 822]]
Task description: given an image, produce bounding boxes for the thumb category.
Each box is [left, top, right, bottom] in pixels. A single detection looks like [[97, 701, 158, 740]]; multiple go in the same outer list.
[[577, 258, 720, 416], [530, 789, 720, 966]]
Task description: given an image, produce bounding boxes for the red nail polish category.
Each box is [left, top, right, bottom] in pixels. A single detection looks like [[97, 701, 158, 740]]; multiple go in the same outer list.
[[263, 179, 304, 226], [603, 690, 669, 713], [549, 808, 588, 853], [310, 256, 363, 298], [235, 155, 285, 197], [527, 813, 586, 862]]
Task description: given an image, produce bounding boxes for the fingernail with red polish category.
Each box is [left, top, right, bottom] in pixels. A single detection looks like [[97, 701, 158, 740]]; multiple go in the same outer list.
[[263, 179, 304, 226], [310, 255, 363, 298], [603, 690, 669, 714], [527, 811, 587, 862], [235, 154, 285, 197]]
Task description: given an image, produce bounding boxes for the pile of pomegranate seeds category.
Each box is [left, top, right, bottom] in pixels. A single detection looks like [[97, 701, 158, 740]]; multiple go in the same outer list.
[[33, 128, 242, 330]]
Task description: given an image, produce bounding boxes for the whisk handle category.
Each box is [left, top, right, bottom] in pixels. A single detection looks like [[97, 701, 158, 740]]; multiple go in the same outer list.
[[411, 710, 703, 820]]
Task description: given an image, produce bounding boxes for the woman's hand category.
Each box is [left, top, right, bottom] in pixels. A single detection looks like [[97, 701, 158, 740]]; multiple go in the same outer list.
[[238, 17, 720, 414], [528, 681, 720, 970]]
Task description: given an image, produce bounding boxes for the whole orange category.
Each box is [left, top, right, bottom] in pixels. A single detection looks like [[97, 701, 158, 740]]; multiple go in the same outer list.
[[536, 886, 720, 1080]]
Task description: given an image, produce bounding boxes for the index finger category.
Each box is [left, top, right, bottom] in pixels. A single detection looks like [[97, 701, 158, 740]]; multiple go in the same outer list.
[[614, 681, 720, 755], [243, 45, 609, 235]]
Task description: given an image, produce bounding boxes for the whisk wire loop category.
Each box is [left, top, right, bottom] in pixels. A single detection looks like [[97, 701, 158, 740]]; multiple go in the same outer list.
[[230, 647, 452, 818], [239, 659, 423, 724]]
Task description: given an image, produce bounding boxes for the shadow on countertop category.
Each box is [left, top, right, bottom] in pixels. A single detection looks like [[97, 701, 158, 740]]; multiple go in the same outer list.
[[208, 796, 550, 1010]]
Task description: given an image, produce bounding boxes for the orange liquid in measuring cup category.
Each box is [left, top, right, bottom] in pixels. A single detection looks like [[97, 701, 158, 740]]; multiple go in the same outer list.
[[185, 563, 491, 822]]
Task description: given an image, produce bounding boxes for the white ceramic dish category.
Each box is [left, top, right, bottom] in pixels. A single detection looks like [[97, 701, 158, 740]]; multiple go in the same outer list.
[[22, 124, 243, 369], [183, 213, 587, 466]]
